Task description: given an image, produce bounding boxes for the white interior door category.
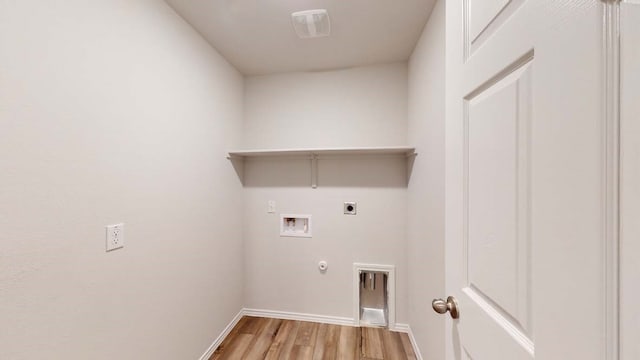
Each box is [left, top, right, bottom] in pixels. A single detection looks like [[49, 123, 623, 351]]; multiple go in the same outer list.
[[620, 1, 640, 359], [445, 1, 614, 359]]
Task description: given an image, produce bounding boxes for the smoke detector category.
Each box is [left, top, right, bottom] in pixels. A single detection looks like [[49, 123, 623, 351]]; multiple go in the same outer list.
[[291, 9, 331, 39]]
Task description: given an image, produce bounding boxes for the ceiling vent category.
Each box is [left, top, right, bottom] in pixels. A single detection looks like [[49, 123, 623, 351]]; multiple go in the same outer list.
[[291, 9, 331, 39]]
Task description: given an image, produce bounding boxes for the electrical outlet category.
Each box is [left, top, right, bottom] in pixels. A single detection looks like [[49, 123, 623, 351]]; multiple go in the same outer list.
[[344, 202, 357, 215], [106, 223, 124, 252]]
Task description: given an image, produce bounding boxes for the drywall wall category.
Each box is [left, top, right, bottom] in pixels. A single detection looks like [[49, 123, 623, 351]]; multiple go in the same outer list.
[[243, 63, 408, 149], [242, 64, 409, 323], [0, 1, 243, 359], [407, 0, 446, 358]]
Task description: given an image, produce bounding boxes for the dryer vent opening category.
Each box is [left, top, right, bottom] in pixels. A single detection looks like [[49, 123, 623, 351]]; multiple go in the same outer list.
[[359, 270, 389, 328]]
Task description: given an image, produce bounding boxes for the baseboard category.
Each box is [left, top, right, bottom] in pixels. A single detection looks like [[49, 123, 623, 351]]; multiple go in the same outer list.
[[197, 308, 422, 360], [405, 325, 424, 360], [391, 322, 410, 333], [198, 309, 244, 360], [242, 308, 355, 327]]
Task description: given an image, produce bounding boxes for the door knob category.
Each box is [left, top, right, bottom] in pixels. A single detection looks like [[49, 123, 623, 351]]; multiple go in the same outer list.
[[432, 296, 459, 319]]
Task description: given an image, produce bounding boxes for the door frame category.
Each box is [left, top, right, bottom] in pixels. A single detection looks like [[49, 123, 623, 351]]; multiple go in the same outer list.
[[603, 1, 621, 360], [617, 0, 640, 358]]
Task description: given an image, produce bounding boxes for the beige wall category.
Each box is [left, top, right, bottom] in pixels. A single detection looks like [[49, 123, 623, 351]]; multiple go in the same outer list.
[[243, 63, 408, 149], [242, 64, 409, 323], [407, 0, 446, 358], [0, 1, 244, 359], [0, 0, 446, 356]]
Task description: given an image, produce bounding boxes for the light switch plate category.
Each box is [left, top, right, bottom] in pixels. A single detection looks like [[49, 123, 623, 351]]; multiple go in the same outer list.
[[106, 223, 124, 252]]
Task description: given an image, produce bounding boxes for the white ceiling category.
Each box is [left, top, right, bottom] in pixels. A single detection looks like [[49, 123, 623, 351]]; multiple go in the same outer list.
[[165, 0, 436, 75]]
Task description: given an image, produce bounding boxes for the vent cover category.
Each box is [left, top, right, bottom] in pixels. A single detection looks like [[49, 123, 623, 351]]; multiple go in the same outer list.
[[291, 9, 331, 39]]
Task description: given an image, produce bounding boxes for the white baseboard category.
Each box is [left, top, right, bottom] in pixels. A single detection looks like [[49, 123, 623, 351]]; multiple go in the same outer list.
[[405, 326, 424, 360], [391, 322, 410, 333], [197, 308, 422, 360], [198, 309, 244, 360], [242, 308, 355, 327]]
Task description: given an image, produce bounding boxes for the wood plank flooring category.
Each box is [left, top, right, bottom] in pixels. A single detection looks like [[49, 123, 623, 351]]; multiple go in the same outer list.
[[210, 316, 417, 360]]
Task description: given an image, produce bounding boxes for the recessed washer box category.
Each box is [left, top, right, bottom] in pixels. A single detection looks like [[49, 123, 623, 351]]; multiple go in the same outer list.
[[280, 214, 312, 238]]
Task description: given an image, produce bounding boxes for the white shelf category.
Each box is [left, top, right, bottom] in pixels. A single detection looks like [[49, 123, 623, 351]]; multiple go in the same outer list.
[[227, 146, 416, 158], [227, 146, 416, 189]]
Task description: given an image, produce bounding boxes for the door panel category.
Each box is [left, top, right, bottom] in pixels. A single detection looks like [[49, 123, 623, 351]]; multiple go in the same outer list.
[[465, 0, 527, 58], [459, 286, 533, 358], [446, 1, 607, 359], [466, 61, 532, 339], [468, 0, 511, 42]]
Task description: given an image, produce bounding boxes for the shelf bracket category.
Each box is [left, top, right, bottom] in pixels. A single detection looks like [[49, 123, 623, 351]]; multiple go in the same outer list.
[[310, 154, 318, 189]]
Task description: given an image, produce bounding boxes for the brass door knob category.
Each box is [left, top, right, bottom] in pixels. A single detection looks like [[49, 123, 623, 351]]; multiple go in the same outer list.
[[432, 296, 459, 319]]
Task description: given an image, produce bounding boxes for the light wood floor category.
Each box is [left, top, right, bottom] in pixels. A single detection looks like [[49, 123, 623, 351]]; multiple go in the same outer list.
[[210, 316, 417, 360]]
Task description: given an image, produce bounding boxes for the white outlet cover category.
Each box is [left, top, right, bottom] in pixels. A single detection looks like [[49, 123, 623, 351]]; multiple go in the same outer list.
[[106, 223, 124, 252]]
